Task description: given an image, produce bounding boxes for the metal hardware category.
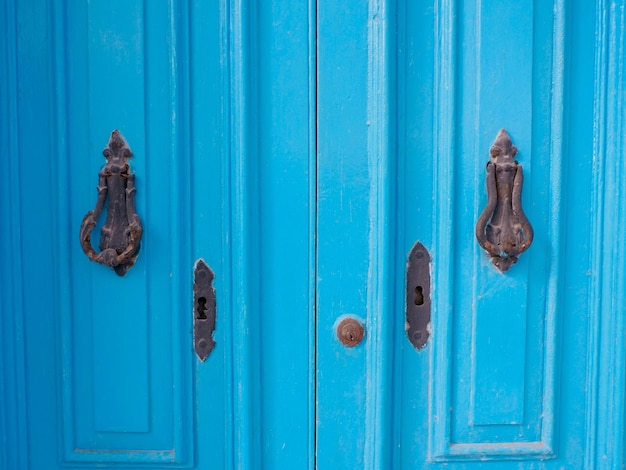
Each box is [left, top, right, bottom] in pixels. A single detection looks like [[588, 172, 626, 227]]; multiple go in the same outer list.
[[193, 259, 216, 361], [336, 318, 365, 347], [405, 242, 431, 350], [79, 130, 143, 276], [475, 129, 533, 272]]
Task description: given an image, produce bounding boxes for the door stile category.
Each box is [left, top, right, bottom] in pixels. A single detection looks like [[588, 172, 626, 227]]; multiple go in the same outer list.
[[589, 0, 626, 467], [0, 1, 28, 468], [12, 0, 64, 466], [228, 0, 317, 468], [362, 0, 397, 468], [189, 0, 231, 467], [316, 0, 396, 467], [429, 0, 458, 458]]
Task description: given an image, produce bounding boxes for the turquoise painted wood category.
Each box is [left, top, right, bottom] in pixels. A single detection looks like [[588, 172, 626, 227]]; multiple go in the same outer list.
[[0, 0, 314, 468], [2, 1, 626, 469]]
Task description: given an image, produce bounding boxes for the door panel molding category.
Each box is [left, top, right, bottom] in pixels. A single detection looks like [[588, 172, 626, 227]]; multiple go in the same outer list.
[[397, 0, 607, 467], [588, 1, 626, 468], [428, 0, 565, 460], [53, 0, 194, 464], [227, 2, 262, 466], [363, 0, 396, 467]]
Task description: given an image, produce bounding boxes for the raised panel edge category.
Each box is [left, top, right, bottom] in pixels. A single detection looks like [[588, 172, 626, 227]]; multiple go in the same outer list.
[[364, 0, 396, 468], [55, 0, 194, 465], [228, 0, 263, 467], [587, 0, 626, 468], [429, 0, 457, 459]]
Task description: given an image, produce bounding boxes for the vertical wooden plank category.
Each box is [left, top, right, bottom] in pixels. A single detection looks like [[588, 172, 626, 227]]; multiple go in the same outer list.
[[589, 0, 626, 467], [429, 0, 457, 458], [161, 0, 194, 462], [228, 1, 262, 467], [364, 1, 396, 468], [555, 3, 597, 467], [14, 1, 61, 468], [0, 0, 29, 468], [255, 0, 316, 467], [316, 0, 395, 467], [316, 0, 369, 466], [229, 0, 316, 467], [394, 0, 435, 467], [189, 0, 230, 468]]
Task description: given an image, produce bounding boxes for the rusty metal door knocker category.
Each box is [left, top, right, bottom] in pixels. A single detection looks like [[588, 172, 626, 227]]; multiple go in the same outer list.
[[475, 129, 533, 272], [79, 130, 142, 276]]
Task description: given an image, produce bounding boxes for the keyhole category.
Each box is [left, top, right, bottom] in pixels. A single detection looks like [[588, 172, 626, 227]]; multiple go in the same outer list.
[[196, 296, 207, 319], [414, 286, 424, 306]]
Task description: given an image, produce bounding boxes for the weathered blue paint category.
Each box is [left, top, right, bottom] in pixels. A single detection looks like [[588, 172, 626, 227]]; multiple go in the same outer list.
[[588, 1, 626, 468], [395, 0, 626, 468], [228, 0, 316, 467], [316, 0, 395, 468], [2, 1, 626, 469], [0, 0, 224, 467], [1, 0, 317, 468]]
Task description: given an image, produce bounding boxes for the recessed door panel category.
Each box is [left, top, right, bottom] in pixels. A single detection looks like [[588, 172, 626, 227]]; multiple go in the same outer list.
[[395, 0, 617, 468], [430, 0, 560, 455], [66, 1, 188, 460]]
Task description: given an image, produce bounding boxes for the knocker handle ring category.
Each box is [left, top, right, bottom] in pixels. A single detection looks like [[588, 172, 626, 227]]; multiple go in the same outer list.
[[79, 130, 143, 276], [475, 129, 533, 272]]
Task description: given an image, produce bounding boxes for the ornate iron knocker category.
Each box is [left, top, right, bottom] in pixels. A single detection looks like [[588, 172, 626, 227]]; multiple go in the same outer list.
[[475, 129, 533, 272], [79, 130, 142, 276]]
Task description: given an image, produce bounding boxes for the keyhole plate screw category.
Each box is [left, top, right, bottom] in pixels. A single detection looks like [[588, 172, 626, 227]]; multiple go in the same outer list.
[[337, 318, 365, 347]]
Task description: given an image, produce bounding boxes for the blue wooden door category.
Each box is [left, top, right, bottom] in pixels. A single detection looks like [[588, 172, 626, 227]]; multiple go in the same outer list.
[[316, 1, 626, 469], [2, 1, 626, 469], [0, 1, 233, 468], [0, 0, 315, 468]]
